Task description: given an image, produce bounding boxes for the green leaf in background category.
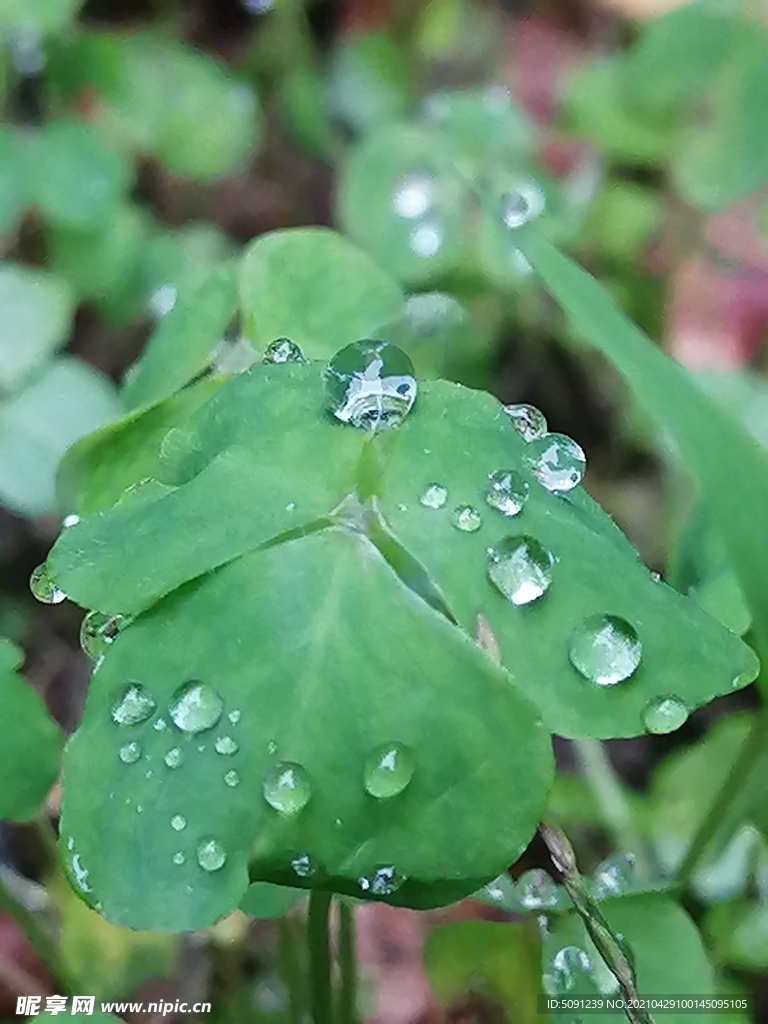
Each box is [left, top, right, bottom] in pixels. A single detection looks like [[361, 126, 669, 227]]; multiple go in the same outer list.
[[122, 265, 238, 411], [0, 127, 29, 235], [0, 639, 62, 821], [141, 223, 233, 304], [0, 263, 74, 392], [0, 357, 120, 516], [424, 919, 541, 1020], [0, 0, 83, 35], [325, 33, 414, 135], [58, 379, 224, 516], [239, 228, 405, 359], [280, 65, 334, 158], [705, 896, 768, 971], [239, 882, 304, 920], [32, 120, 130, 230], [374, 380, 756, 738], [422, 87, 534, 171], [59, 527, 552, 929], [515, 229, 768, 663], [542, 894, 716, 1023]]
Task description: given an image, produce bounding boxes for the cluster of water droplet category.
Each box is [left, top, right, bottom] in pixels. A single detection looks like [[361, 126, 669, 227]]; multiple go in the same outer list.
[[392, 170, 444, 260], [324, 340, 417, 431]]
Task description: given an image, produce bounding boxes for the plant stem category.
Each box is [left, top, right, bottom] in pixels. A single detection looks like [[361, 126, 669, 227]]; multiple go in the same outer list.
[[675, 708, 768, 888], [573, 739, 650, 878], [0, 874, 72, 994], [308, 890, 333, 1024], [337, 900, 357, 1024], [278, 916, 304, 1024]]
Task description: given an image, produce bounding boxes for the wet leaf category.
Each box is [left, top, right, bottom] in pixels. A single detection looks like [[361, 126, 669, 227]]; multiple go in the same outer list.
[[239, 882, 304, 919]]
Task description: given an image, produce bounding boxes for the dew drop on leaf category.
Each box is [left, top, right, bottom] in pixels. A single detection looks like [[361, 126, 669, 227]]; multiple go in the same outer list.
[[485, 470, 529, 517], [500, 178, 545, 229], [324, 340, 417, 431], [290, 854, 316, 878], [409, 222, 443, 259], [358, 866, 405, 896], [70, 853, 92, 894], [543, 946, 594, 995], [80, 611, 127, 660], [169, 681, 224, 734], [363, 742, 414, 799], [172, 852, 185, 866], [503, 403, 547, 442], [214, 735, 238, 756], [111, 683, 157, 726], [164, 747, 184, 769], [452, 505, 482, 533], [516, 868, 560, 910], [153, 718, 167, 731], [224, 770, 239, 787], [392, 171, 433, 220], [590, 852, 636, 899], [263, 762, 312, 815], [525, 434, 586, 492], [569, 614, 641, 687], [487, 536, 553, 605], [420, 483, 448, 509], [62, 514, 80, 528], [263, 338, 306, 364], [642, 695, 689, 734], [197, 838, 227, 872], [228, 709, 241, 724], [30, 564, 66, 604], [170, 814, 187, 832], [119, 742, 141, 765]]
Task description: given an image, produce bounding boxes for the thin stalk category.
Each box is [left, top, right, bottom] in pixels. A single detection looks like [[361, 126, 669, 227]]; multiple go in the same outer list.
[[278, 916, 305, 1024], [573, 739, 650, 878], [675, 708, 768, 888], [337, 900, 357, 1024], [0, 875, 72, 994], [308, 890, 333, 1024]]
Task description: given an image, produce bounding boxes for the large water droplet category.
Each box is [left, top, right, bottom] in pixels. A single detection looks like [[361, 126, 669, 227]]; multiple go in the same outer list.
[[393, 171, 433, 219], [171, 814, 187, 832], [590, 853, 636, 899], [358, 866, 405, 896], [409, 222, 443, 259], [503, 403, 547, 442], [215, 735, 238, 756], [500, 178, 545, 229], [543, 946, 595, 996], [119, 742, 141, 764], [263, 762, 312, 815], [420, 483, 448, 509], [487, 536, 553, 605], [452, 505, 482, 533], [642, 695, 688, 734], [30, 564, 66, 604], [224, 770, 240, 787], [263, 338, 306, 364], [164, 747, 183, 769], [525, 434, 586, 492], [485, 470, 529, 517], [363, 743, 414, 799], [324, 340, 417, 431], [80, 611, 127, 659], [290, 854, 316, 878], [197, 838, 227, 872], [111, 683, 157, 726], [169, 681, 223, 734], [569, 615, 641, 687], [516, 868, 560, 910]]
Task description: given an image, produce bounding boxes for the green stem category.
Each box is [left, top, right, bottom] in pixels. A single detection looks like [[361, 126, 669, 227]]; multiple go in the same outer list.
[[278, 916, 304, 1024], [308, 890, 333, 1024], [337, 900, 357, 1024], [0, 875, 72, 995], [573, 739, 650, 878], [675, 708, 768, 888]]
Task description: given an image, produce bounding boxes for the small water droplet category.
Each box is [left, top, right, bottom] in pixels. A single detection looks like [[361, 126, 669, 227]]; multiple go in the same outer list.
[[500, 178, 545, 229], [149, 284, 177, 317], [420, 483, 448, 509], [136, 805, 143, 813], [503, 403, 547, 442], [543, 946, 595, 996], [215, 735, 238, 756], [171, 814, 187, 832], [485, 470, 529, 517], [642, 695, 688, 734], [228, 709, 241, 724], [169, 680, 223, 734], [325, 340, 417, 431], [358, 866, 405, 896], [153, 718, 167, 731], [510, 248, 533, 278], [224, 770, 240, 787], [410, 222, 443, 259], [397, 503, 407, 512], [164, 747, 184, 769], [516, 868, 560, 910], [525, 434, 586, 492], [197, 837, 227, 872], [452, 505, 482, 533], [363, 742, 414, 799], [119, 742, 141, 764], [290, 854, 315, 878], [590, 853, 636, 899], [267, 740, 277, 755], [30, 564, 66, 604], [651, 571, 662, 583], [263, 338, 306, 364], [111, 683, 157, 726], [172, 851, 185, 866], [66, 838, 74, 852], [569, 614, 641, 687], [62, 514, 80, 528], [286, 502, 296, 512], [80, 611, 127, 659], [70, 854, 92, 894], [393, 171, 433, 220], [263, 762, 312, 815], [487, 536, 553, 605]]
